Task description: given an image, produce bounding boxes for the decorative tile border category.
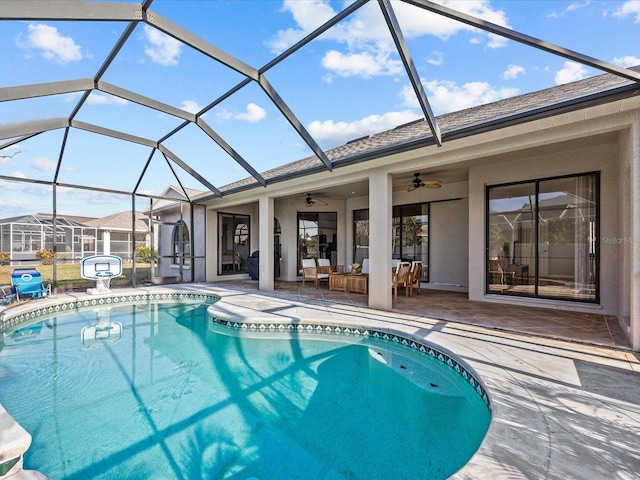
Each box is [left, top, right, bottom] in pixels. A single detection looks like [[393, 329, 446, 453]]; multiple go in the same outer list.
[[0, 292, 220, 333], [209, 315, 491, 412]]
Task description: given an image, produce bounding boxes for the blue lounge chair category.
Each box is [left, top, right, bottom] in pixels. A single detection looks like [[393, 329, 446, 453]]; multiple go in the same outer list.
[[11, 268, 51, 301], [0, 285, 17, 306]]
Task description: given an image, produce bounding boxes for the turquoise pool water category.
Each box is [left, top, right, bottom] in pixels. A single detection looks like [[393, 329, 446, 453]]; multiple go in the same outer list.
[[0, 301, 490, 479]]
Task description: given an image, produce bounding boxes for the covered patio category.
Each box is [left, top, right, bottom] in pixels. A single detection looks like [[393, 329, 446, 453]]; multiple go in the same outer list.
[[217, 278, 630, 350]]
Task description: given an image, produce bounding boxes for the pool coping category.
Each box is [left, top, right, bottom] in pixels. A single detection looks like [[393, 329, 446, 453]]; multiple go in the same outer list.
[[1, 285, 639, 480]]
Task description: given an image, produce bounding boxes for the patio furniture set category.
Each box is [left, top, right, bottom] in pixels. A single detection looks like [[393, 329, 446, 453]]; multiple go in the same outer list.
[[301, 258, 422, 297]]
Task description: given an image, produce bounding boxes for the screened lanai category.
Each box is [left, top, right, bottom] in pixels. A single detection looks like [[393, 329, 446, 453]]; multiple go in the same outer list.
[[1, 0, 640, 292]]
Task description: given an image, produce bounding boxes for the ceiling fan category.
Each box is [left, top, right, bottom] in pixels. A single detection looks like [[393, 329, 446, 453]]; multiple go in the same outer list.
[[407, 172, 441, 191], [304, 193, 328, 207]]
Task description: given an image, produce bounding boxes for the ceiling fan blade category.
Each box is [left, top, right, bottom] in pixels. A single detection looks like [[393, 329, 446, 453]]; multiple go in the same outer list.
[[315, 199, 328, 206], [423, 180, 442, 189], [407, 185, 416, 192]]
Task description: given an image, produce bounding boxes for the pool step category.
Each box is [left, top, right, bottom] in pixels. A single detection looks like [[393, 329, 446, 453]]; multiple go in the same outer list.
[[0, 405, 48, 480]]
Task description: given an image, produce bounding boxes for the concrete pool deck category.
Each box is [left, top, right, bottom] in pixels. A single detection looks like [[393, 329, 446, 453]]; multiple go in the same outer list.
[[1, 283, 639, 479]]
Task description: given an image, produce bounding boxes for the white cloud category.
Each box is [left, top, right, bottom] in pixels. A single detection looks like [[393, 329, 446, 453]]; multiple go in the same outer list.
[[401, 80, 519, 114], [0, 174, 50, 193], [217, 103, 266, 123], [143, 25, 182, 66], [391, 1, 510, 43], [504, 64, 526, 80], [554, 61, 588, 85], [17, 23, 83, 64], [567, 1, 591, 12], [0, 198, 35, 217], [0, 145, 21, 164], [74, 189, 123, 206], [613, 55, 640, 67], [427, 51, 444, 66], [268, 0, 511, 79], [30, 156, 57, 172], [613, 0, 640, 22], [266, 0, 337, 52], [321, 50, 402, 78], [308, 110, 421, 148], [86, 93, 129, 106], [235, 103, 266, 123], [180, 100, 203, 114]]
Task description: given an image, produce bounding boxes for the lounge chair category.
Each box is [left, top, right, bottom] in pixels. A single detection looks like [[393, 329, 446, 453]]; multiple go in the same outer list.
[[11, 268, 51, 301], [0, 285, 17, 306]]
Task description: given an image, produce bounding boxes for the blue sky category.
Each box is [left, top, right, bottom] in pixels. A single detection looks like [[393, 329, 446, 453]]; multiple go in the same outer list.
[[1, 0, 639, 218]]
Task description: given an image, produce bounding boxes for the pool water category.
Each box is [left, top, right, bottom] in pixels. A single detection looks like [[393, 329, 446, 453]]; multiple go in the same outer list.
[[0, 302, 490, 479]]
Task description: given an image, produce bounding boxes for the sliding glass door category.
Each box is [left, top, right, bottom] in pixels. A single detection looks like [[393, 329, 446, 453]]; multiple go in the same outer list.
[[486, 172, 598, 302]]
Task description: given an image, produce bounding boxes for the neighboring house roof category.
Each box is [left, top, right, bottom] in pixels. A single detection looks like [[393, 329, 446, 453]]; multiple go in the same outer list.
[[199, 65, 640, 199], [0, 214, 88, 227], [145, 185, 205, 213], [83, 211, 150, 232], [37, 213, 97, 224], [0, 212, 149, 232]]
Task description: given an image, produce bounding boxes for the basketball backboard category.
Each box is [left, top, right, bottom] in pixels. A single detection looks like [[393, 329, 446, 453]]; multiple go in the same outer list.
[[81, 255, 123, 280]]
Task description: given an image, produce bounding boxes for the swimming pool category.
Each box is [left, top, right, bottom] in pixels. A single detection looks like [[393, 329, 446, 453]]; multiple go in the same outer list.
[[0, 295, 491, 479]]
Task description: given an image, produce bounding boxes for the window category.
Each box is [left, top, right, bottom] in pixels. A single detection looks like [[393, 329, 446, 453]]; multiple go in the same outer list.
[[353, 204, 429, 281], [486, 172, 598, 302], [218, 213, 250, 275], [172, 220, 191, 266]]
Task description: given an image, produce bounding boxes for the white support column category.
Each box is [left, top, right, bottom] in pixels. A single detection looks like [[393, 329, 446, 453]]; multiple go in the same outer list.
[[102, 231, 111, 255], [630, 117, 640, 351], [368, 172, 393, 310], [259, 195, 275, 291]]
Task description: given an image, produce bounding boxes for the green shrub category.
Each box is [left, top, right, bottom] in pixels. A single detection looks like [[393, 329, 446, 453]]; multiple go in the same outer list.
[[135, 244, 157, 264]]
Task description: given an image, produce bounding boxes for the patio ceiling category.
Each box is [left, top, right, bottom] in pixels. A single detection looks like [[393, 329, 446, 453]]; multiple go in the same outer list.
[[1, 0, 639, 209]]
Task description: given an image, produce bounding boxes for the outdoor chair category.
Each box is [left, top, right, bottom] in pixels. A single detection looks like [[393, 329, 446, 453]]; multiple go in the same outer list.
[[317, 258, 344, 274], [392, 262, 412, 298], [408, 261, 423, 295], [361, 259, 369, 275], [11, 268, 51, 301], [302, 258, 329, 288], [0, 285, 17, 306]]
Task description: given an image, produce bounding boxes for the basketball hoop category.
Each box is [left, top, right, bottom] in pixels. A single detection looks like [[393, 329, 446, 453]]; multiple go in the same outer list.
[[95, 271, 114, 293]]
